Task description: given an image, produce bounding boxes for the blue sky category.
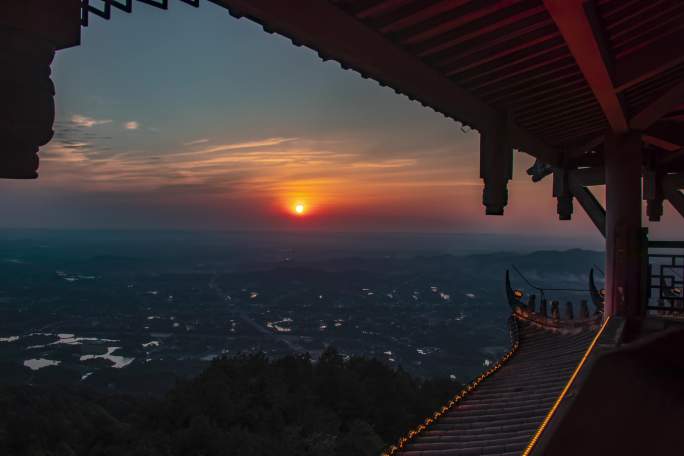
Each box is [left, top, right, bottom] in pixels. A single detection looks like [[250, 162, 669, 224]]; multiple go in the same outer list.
[[0, 1, 678, 245]]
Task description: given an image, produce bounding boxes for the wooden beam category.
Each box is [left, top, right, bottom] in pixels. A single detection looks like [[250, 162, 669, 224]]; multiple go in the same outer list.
[[643, 155, 664, 221], [544, 0, 628, 133], [644, 123, 684, 151], [665, 173, 684, 189], [643, 135, 681, 152], [400, 0, 526, 45], [356, 0, 412, 19], [664, 114, 684, 122], [659, 147, 684, 168], [379, 0, 471, 34], [564, 135, 604, 163], [613, 27, 684, 93], [630, 80, 684, 131], [553, 168, 573, 220], [415, 5, 548, 57], [571, 167, 605, 186], [568, 176, 606, 237], [210, 0, 559, 163], [664, 181, 684, 218]]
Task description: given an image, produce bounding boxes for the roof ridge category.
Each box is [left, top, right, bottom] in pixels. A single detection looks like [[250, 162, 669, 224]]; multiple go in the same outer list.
[[391, 316, 603, 456], [383, 316, 521, 456]]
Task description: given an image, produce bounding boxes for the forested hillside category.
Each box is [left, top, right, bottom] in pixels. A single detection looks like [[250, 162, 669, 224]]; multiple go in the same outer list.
[[0, 348, 457, 456]]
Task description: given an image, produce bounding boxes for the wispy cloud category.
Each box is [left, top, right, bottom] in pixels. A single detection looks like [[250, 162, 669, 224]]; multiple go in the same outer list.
[[38, 121, 485, 220], [193, 137, 296, 154], [71, 114, 111, 128], [351, 158, 416, 169], [124, 121, 140, 130], [183, 138, 210, 146]]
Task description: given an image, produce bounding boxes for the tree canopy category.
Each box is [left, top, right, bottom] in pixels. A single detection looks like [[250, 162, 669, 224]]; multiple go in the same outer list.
[[0, 348, 458, 456]]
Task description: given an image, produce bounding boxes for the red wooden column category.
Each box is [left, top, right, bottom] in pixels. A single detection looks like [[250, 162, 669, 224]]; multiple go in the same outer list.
[[604, 132, 644, 318]]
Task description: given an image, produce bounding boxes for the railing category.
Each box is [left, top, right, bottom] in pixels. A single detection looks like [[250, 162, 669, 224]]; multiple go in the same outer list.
[[647, 241, 684, 315], [81, 0, 199, 26], [521, 316, 612, 456], [506, 269, 604, 330]]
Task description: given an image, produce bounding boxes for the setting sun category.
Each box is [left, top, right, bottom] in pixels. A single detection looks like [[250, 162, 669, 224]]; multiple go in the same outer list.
[[294, 203, 305, 215]]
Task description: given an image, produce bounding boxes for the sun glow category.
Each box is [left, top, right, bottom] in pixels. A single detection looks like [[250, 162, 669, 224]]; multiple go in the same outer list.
[[294, 203, 305, 215]]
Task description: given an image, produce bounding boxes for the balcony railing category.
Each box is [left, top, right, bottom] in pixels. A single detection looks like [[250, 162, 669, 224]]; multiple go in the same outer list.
[[647, 241, 684, 315]]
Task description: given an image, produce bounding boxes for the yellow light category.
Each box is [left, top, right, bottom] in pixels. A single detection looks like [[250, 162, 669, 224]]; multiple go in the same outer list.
[[294, 203, 305, 214], [521, 316, 612, 456], [383, 316, 523, 456], [514, 289, 524, 299]]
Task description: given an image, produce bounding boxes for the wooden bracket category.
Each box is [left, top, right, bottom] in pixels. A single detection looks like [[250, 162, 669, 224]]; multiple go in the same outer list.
[[664, 175, 684, 218], [480, 115, 513, 215]]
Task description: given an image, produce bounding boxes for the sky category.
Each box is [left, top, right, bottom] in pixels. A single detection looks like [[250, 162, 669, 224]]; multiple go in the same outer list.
[[0, 1, 680, 246]]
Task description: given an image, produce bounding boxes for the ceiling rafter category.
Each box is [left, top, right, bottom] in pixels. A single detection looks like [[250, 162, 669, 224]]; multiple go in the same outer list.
[[613, 27, 684, 92], [643, 123, 684, 151], [457, 42, 567, 86], [478, 64, 580, 100], [544, 0, 628, 133], [488, 73, 583, 106], [444, 32, 560, 76], [399, 0, 523, 45], [379, 0, 471, 34], [432, 20, 555, 70], [465, 52, 571, 92], [415, 5, 547, 58], [516, 94, 597, 122], [630, 80, 684, 131], [613, 12, 684, 57], [355, 0, 412, 19]]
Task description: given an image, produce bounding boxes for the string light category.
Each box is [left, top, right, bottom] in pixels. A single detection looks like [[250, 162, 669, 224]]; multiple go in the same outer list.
[[521, 316, 612, 456], [381, 318, 521, 456]]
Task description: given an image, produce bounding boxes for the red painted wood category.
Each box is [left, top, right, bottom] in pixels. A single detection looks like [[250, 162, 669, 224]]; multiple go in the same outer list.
[[614, 27, 684, 91], [433, 20, 555, 70], [457, 42, 567, 85], [379, 0, 471, 33], [355, 0, 413, 19], [545, 0, 628, 133], [613, 11, 684, 56], [487, 72, 583, 105], [415, 6, 548, 58], [604, 133, 644, 318], [630, 80, 684, 130], [444, 32, 559, 76], [515, 91, 595, 118], [400, 0, 523, 45], [477, 62, 579, 100], [465, 52, 571, 92]]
